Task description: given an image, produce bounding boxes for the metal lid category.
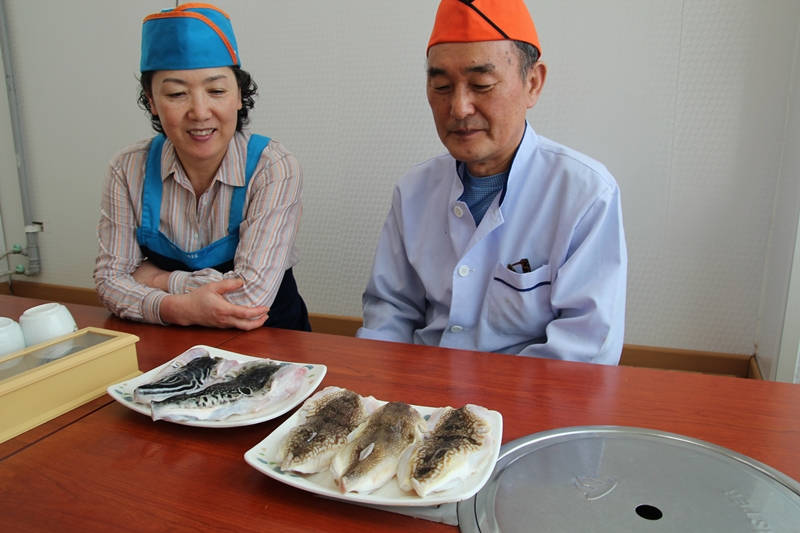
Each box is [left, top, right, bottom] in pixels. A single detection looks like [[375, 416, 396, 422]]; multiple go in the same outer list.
[[457, 426, 800, 532]]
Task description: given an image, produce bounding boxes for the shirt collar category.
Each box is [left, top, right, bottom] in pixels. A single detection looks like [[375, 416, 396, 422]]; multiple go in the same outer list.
[[160, 131, 248, 187], [508, 121, 537, 181], [455, 122, 532, 206]]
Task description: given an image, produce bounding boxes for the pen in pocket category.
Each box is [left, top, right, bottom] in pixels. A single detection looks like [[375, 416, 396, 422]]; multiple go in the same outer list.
[[507, 258, 531, 274]]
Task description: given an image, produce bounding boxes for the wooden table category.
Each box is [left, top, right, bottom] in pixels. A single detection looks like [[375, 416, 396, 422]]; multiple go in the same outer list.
[[1, 296, 799, 532]]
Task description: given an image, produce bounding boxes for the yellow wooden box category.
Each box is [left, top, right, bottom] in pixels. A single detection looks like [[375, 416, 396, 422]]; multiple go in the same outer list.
[[0, 327, 141, 443]]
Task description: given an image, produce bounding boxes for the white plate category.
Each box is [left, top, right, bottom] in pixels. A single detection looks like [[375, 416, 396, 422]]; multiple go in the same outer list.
[[107, 345, 327, 428], [244, 402, 503, 506]]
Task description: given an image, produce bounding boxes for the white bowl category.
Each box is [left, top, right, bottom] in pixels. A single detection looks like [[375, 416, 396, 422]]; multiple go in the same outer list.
[[19, 303, 78, 348], [0, 317, 26, 368]]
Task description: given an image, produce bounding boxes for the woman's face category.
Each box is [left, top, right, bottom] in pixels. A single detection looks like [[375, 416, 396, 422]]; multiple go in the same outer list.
[[147, 67, 242, 174]]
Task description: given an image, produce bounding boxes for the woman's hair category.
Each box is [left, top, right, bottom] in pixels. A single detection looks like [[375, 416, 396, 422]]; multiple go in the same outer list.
[[137, 66, 258, 134]]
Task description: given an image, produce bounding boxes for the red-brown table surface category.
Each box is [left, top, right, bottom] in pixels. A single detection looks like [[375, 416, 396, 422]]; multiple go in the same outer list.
[[2, 298, 800, 532]]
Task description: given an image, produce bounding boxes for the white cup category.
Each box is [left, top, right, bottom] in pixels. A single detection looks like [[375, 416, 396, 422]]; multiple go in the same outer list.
[[19, 303, 78, 347], [0, 317, 26, 362]]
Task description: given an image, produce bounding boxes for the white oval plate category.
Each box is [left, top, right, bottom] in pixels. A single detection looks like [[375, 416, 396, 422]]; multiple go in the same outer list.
[[244, 401, 503, 506], [107, 345, 327, 428]]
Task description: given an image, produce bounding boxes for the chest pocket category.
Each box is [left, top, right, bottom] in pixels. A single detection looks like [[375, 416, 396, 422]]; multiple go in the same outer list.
[[488, 263, 554, 337]]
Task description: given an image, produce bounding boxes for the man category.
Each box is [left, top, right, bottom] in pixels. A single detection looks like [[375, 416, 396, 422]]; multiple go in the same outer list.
[[357, 0, 627, 364]]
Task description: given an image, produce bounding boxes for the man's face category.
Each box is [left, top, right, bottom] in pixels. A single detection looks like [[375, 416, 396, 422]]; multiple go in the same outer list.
[[427, 40, 545, 177]]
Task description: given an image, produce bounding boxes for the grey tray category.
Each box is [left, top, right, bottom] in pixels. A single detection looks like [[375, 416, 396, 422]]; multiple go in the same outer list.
[[457, 426, 800, 532]]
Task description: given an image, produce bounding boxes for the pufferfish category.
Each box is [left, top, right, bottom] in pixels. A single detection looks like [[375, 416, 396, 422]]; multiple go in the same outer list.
[[277, 387, 380, 473], [330, 401, 427, 494], [396, 404, 494, 498]]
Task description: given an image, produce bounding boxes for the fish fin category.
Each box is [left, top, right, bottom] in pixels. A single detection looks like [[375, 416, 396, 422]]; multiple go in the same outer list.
[[346, 420, 369, 443], [361, 395, 383, 416], [359, 442, 375, 461]]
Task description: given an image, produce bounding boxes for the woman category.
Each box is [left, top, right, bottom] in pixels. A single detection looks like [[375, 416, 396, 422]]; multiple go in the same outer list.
[[94, 3, 310, 331]]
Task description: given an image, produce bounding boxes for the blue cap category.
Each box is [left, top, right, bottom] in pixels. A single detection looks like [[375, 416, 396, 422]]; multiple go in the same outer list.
[[140, 3, 240, 72]]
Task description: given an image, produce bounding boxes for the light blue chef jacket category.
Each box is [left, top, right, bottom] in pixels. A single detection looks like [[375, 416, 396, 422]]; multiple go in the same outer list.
[[358, 123, 627, 365]]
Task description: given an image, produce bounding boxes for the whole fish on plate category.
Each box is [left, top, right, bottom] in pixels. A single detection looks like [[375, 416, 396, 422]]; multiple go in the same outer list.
[[133, 347, 236, 405], [396, 404, 494, 498], [150, 359, 307, 422], [330, 401, 427, 494], [277, 387, 380, 474]]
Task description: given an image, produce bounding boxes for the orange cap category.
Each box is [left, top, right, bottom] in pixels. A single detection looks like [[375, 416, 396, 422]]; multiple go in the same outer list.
[[427, 0, 541, 56]]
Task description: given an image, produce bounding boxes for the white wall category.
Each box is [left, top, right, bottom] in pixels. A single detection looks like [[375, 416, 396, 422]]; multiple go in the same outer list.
[[2, 1, 800, 381]]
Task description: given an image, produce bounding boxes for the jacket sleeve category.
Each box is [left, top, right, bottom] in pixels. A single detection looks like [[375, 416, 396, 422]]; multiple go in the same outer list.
[[518, 184, 627, 365], [358, 186, 428, 343]]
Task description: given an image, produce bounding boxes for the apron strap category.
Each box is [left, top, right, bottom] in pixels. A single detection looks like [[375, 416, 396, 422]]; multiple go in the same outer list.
[[228, 134, 271, 235], [141, 134, 167, 232]]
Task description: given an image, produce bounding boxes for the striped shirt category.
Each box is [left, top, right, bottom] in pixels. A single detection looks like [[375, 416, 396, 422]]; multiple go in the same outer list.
[[94, 131, 302, 324]]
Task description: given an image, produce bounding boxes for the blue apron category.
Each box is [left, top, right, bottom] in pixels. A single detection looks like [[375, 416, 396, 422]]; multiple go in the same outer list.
[[136, 134, 311, 331]]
